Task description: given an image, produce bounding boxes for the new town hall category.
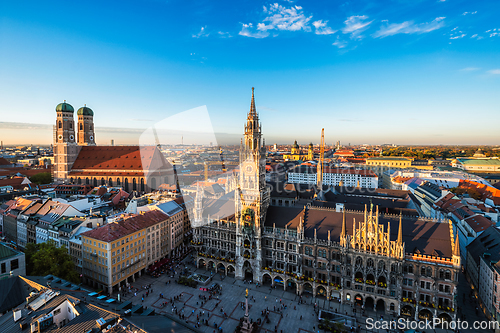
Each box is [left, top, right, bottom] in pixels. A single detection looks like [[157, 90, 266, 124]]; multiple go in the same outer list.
[[192, 89, 460, 323]]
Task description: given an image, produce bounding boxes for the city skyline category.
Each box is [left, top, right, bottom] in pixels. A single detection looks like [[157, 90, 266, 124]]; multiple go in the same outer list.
[[1, 0, 499, 145]]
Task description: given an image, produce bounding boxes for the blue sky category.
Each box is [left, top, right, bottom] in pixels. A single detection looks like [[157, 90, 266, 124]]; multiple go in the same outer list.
[[0, 0, 499, 146]]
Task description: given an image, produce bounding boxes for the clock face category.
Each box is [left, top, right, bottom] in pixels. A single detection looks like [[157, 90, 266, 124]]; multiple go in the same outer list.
[[243, 162, 254, 175]]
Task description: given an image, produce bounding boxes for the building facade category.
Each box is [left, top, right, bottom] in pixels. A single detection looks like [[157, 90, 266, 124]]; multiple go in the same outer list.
[[287, 166, 378, 189], [81, 210, 168, 294], [192, 89, 459, 322]]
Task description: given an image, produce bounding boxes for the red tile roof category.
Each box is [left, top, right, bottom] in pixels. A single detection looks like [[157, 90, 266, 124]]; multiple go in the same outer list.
[[464, 214, 493, 232], [81, 210, 168, 242], [69, 146, 173, 177], [458, 180, 500, 206], [0, 157, 12, 166]]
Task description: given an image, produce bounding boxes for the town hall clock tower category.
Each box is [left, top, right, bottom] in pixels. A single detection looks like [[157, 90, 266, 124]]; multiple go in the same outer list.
[[235, 88, 270, 282]]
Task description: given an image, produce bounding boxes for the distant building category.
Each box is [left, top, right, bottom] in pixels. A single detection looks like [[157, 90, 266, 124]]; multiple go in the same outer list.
[[287, 165, 378, 189], [453, 157, 500, 173], [283, 141, 314, 161]]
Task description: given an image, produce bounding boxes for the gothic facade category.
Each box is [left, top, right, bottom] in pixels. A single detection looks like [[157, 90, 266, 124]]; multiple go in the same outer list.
[[192, 89, 460, 322]]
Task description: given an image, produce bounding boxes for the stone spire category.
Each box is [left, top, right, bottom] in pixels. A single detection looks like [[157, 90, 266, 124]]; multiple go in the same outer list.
[[249, 87, 257, 116], [341, 209, 347, 238], [397, 213, 403, 245]]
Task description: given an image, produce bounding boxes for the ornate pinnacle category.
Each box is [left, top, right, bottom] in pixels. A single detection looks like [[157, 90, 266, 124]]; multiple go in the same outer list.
[[397, 213, 403, 245], [250, 87, 257, 116]]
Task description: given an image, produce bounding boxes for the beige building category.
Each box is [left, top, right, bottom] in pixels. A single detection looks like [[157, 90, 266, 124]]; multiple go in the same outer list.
[[81, 210, 168, 294], [366, 157, 413, 168]]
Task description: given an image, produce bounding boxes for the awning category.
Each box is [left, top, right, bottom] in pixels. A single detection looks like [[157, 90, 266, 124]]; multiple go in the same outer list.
[[88, 292, 98, 297], [97, 295, 107, 300], [106, 298, 116, 303]]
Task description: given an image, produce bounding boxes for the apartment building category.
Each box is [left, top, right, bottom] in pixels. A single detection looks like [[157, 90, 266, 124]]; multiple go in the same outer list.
[[81, 210, 168, 294]]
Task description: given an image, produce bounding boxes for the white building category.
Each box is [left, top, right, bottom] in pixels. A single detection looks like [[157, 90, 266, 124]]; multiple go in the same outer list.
[[287, 165, 378, 189]]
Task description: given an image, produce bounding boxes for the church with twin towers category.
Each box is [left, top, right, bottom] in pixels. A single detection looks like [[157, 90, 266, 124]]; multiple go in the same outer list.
[[192, 88, 460, 323], [53, 101, 175, 193]]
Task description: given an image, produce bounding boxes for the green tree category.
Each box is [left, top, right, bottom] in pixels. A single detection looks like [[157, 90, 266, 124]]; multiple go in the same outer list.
[[25, 242, 79, 283], [29, 172, 53, 185]]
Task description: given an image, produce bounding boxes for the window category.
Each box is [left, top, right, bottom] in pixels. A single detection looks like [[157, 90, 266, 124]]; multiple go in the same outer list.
[[11, 259, 19, 270], [1, 263, 5, 274], [54, 308, 61, 315]]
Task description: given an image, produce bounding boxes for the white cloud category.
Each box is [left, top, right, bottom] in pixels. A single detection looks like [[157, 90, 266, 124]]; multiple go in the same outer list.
[[462, 11, 477, 15], [332, 36, 347, 48], [450, 33, 466, 39], [218, 31, 232, 38], [471, 34, 478, 38], [240, 3, 313, 38], [342, 15, 373, 39], [192, 26, 209, 38], [260, 4, 312, 32], [488, 69, 500, 74], [460, 67, 480, 71], [373, 17, 445, 38], [312, 20, 337, 35], [490, 32, 500, 37], [239, 23, 269, 38]]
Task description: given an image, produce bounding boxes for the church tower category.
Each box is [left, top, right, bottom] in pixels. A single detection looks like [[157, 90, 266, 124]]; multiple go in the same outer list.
[[307, 143, 314, 161], [53, 101, 80, 182], [77, 105, 95, 145], [235, 87, 270, 282]]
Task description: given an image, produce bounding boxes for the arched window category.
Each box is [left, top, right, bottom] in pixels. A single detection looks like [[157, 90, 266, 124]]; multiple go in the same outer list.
[[101, 178, 105, 186], [133, 178, 137, 191], [124, 178, 129, 191], [367, 259, 374, 268], [151, 177, 156, 190], [378, 261, 386, 271], [93, 178, 97, 187], [421, 266, 426, 276], [85, 177, 89, 185], [140, 178, 144, 192], [426, 267, 432, 277], [77, 178, 81, 184], [80, 123, 83, 131], [58, 121, 62, 128], [109, 178, 113, 187], [445, 270, 451, 280], [355, 257, 363, 267], [69, 122, 72, 129], [117, 178, 121, 186]]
